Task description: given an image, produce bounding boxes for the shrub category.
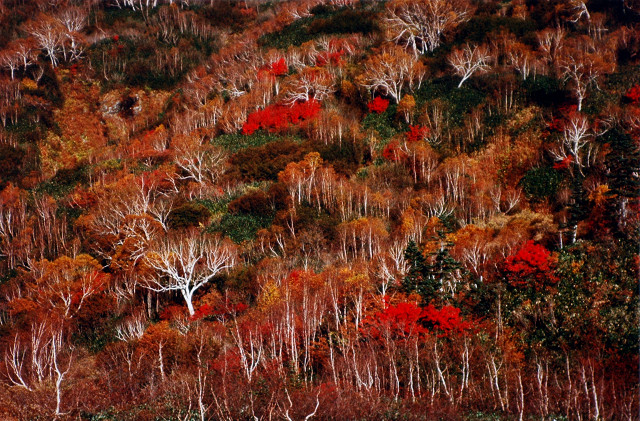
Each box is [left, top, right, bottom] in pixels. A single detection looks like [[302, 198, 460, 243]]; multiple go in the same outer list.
[[213, 131, 281, 152], [258, 7, 377, 49], [367, 97, 390, 114], [315, 139, 366, 175], [405, 125, 429, 142], [227, 141, 308, 181], [168, 202, 212, 229], [523, 76, 570, 108], [211, 213, 273, 243], [242, 100, 321, 135], [520, 166, 562, 200], [228, 190, 271, 214], [36, 165, 89, 198], [456, 16, 536, 43], [0, 145, 23, 188], [415, 78, 485, 126], [362, 103, 400, 141], [503, 240, 557, 290]]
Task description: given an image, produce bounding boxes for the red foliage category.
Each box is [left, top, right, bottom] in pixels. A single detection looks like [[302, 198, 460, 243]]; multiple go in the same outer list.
[[503, 241, 558, 290], [270, 58, 288, 76], [547, 105, 579, 134], [113, 35, 119, 42], [362, 302, 429, 341], [242, 100, 321, 135], [159, 305, 187, 320], [190, 304, 214, 321], [190, 301, 248, 321], [421, 304, 472, 337], [367, 97, 389, 114], [553, 154, 574, 170], [316, 50, 345, 67], [238, 6, 257, 17], [406, 125, 429, 142], [625, 85, 640, 104], [258, 58, 288, 80], [382, 140, 407, 161], [362, 302, 471, 341], [211, 350, 243, 374]]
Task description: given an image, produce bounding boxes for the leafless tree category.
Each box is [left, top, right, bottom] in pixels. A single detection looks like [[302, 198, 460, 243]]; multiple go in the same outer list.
[[25, 15, 66, 67], [144, 231, 237, 315], [359, 45, 425, 103], [549, 112, 595, 175], [385, 0, 472, 56], [448, 43, 492, 88]]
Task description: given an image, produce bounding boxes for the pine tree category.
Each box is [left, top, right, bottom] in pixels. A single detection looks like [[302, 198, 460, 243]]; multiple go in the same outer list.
[[403, 240, 426, 293], [403, 240, 461, 304], [430, 245, 463, 297], [603, 127, 640, 239]]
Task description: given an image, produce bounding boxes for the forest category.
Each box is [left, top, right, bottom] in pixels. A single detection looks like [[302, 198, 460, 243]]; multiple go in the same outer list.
[[0, 0, 638, 419]]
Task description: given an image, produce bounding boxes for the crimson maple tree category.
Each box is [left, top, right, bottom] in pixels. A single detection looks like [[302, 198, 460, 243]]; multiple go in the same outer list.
[[242, 99, 321, 135], [503, 241, 558, 290], [367, 96, 389, 114]]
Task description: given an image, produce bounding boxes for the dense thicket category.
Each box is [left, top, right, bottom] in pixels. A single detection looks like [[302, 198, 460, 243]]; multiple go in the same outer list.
[[0, 0, 637, 419]]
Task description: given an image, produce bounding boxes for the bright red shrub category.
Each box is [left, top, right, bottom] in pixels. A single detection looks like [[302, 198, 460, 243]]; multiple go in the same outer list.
[[367, 97, 389, 114], [269, 58, 288, 76], [421, 304, 472, 337], [242, 100, 321, 135], [159, 305, 186, 320], [190, 300, 248, 321], [547, 105, 579, 134], [625, 85, 640, 104], [362, 302, 471, 341], [406, 125, 429, 142], [362, 301, 429, 341], [503, 240, 558, 290], [190, 304, 214, 321]]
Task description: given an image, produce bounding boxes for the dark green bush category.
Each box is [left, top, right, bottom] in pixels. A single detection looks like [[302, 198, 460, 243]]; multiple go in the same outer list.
[[36, 166, 89, 198], [555, 240, 639, 354], [168, 202, 211, 229], [456, 16, 537, 43], [213, 131, 281, 153], [37, 62, 63, 107], [415, 78, 486, 127], [308, 9, 376, 35], [195, 1, 254, 29], [87, 34, 210, 89], [362, 103, 401, 142], [211, 213, 273, 243], [314, 138, 367, 175], [258, 7, 377, 49], [520, 166, 562, 200], [72, 293, 118, 353], [0, 144, 24, 188]]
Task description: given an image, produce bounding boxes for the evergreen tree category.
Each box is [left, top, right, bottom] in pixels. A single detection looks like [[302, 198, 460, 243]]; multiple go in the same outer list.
[[403, 239, 463, 304], [603, 127, 640, 239], [430, 245, 463, 297], [402, 240, 427, 293]]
